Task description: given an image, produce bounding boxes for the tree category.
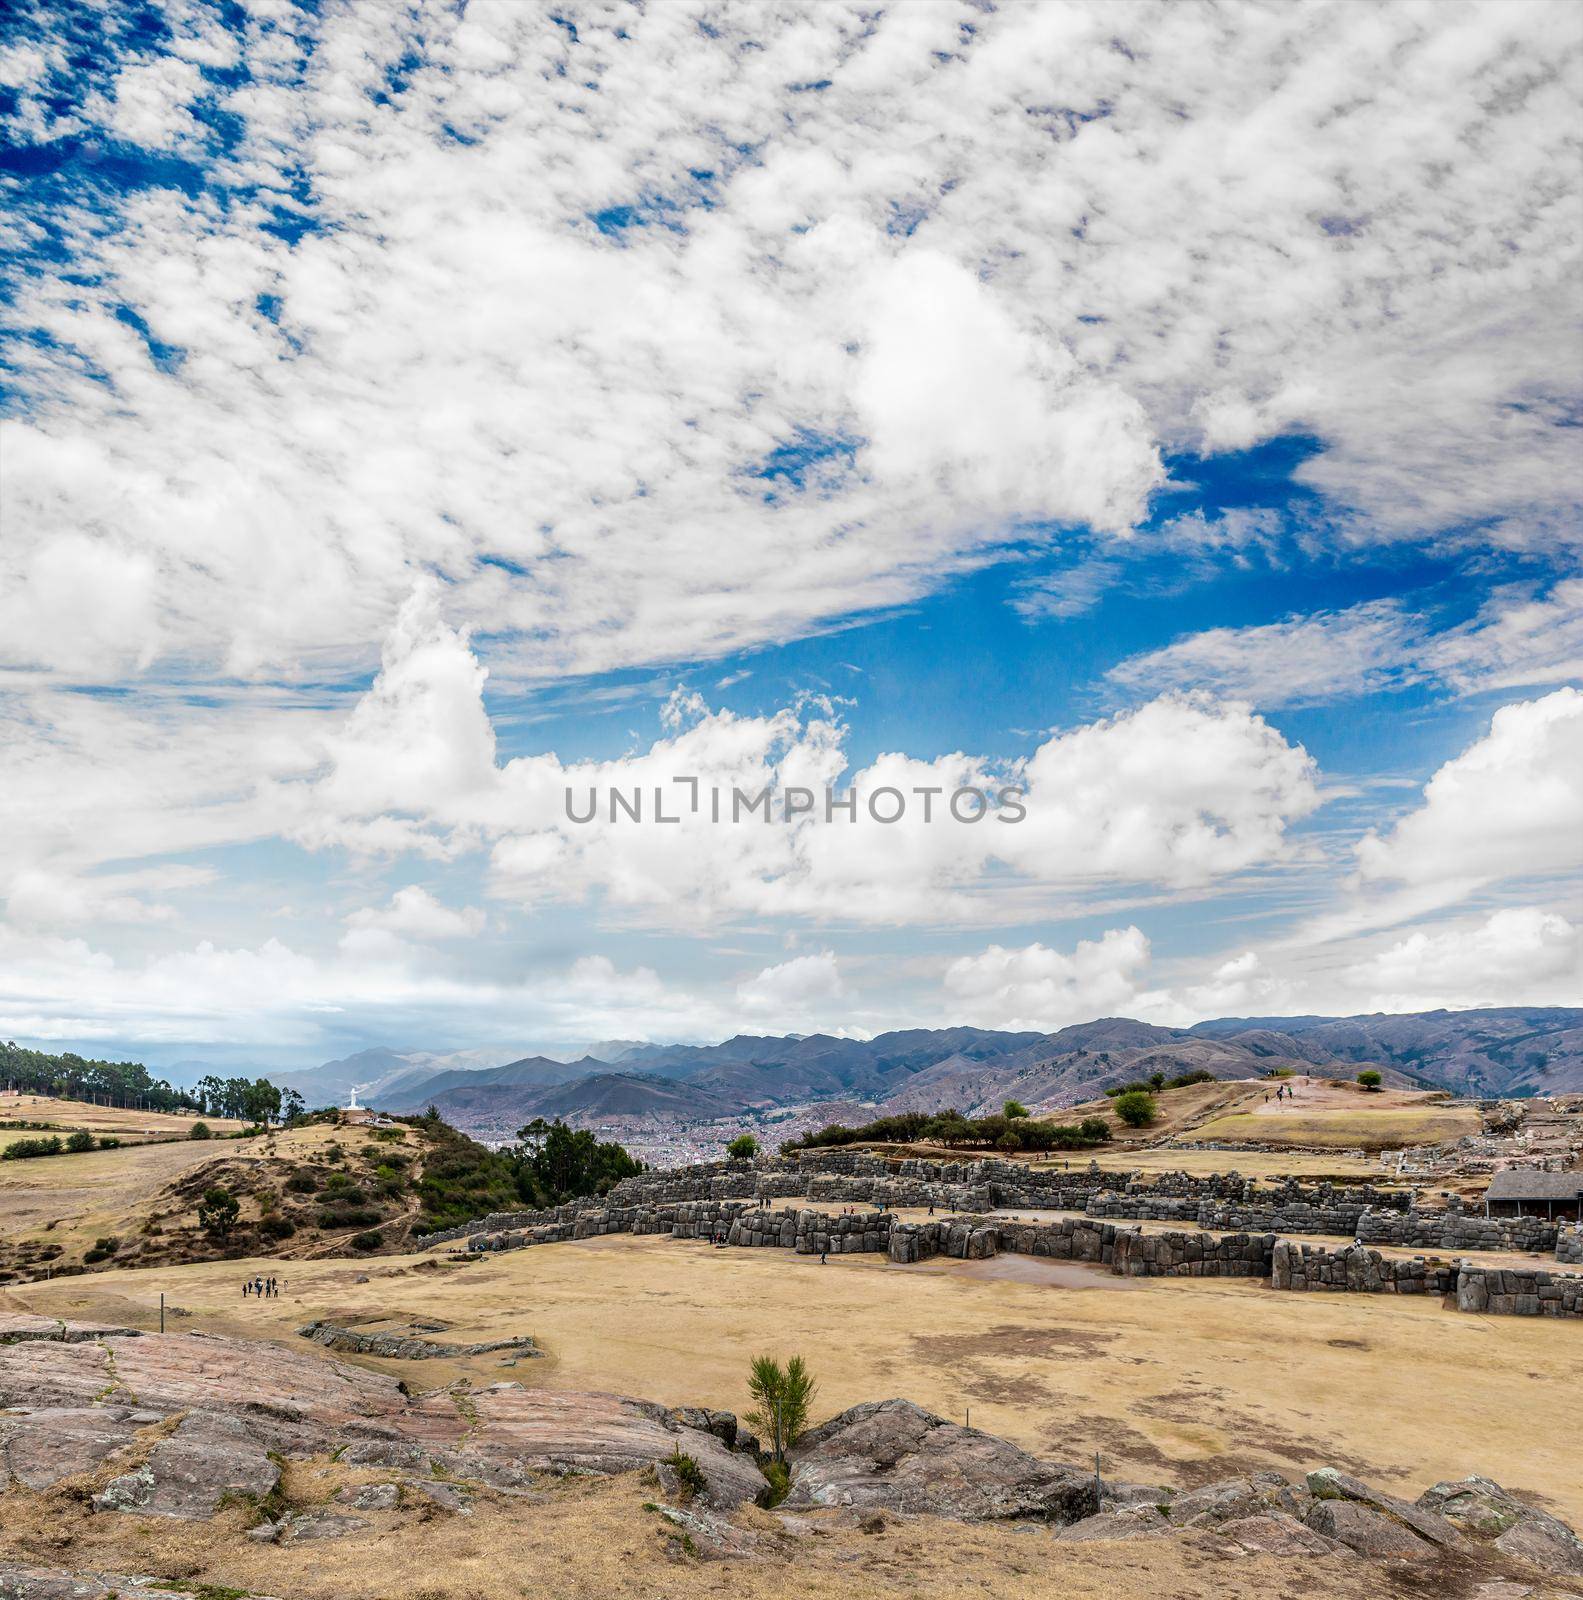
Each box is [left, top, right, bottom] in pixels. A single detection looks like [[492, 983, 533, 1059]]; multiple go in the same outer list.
[[745, 1354, 818, 1462], [65, 1129, 95, 1153], [241, 1078, 282, 1126], [726, 1133, 759, 1160], [190, 1121, 212, 1140], [198, 1186, 240, 1240], [1357, 1070, 1383, 1092], [279, 1088, 306, 1124], [1113, 1090, 1157, 1128], [1002, 1099, 1029, 1119], [1078, 1116, 1111, 1143]]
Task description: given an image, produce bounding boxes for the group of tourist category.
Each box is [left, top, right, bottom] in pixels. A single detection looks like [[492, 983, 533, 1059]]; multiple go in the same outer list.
[[242, 1275, 280, 1298]]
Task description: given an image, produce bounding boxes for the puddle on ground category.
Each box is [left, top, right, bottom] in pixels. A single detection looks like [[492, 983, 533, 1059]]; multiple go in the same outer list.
[[898, 1254, 1140, 1290]]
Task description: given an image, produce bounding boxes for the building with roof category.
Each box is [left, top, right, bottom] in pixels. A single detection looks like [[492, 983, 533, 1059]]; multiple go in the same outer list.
[[1484, 1169, 1583, 1221]]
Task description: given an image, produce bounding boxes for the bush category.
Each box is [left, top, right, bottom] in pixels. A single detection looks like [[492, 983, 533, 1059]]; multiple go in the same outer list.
[[757, 1458, 791, 1508], [285, 1170, 318, 1194], [189, 1122, 212, 1140], [318, 1206, 381, 1229], [198, 1186, 240, 1239], [65, 1129, 96, 1153], [349, 1229, 383, 1252], [1113, 1090, 1158, 1128], [666, 1450, 706, 1499], [726, 1134, 759, 1161], [1078, 1116, 1111, 1143], [1, 1136, 63, 1161], [1165, 1069, 1216, 1089], [1003, 1100, 1029, 1119], [259, 1214, 296, 1241], [98, 1135, 120, 1149], [1357, 1070, 1383, 1091]]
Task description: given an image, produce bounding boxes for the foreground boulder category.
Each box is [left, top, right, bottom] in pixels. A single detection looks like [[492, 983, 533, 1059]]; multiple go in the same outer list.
[[1418, 1475, 1583, 1579], [784, 1399, 1098, 1522], [1304, 1467, 1466, 1553]]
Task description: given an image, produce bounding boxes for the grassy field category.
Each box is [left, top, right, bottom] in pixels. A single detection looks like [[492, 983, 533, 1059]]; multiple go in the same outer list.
[[7, 1231, 1580, 1529], [0, 1092, 245, 1142], [1188, 1105, 1480, 1151], [0, 1120, 417, 1267]]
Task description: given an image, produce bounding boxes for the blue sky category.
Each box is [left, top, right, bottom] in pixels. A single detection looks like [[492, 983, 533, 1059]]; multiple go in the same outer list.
[[0, 2, 1579, 1079]]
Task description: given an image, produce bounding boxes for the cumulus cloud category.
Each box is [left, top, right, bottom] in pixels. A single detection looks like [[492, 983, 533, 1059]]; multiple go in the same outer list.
[[943, 927, 1151, 1032], [1345, 907, 1583, 1014], [737, 951, 845, 1017], [290, 591, 1320, 925], [1355, 687, 1583, 893], [345, 886, 486, 941]]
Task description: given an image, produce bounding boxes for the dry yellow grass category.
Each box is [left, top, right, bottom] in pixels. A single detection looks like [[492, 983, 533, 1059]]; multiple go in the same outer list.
[[0, 1119, 406, 1258], [0, 1091, 246, 1140], [7, 1230, 1580, 1529], [0, 1465, 1410, 1600], [1189, 1105, 1479, 1151]]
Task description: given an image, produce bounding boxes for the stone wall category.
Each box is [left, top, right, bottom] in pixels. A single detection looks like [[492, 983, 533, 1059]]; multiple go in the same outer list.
[[1271, 1240, 1457, 1296], [1456, 1262, 1583, 1317], [1270, 1241, 1583, 1316], [1558, 1226, 1583, 1266], [1110, 1228, 1274, 1278], [1354, 1208, 1557, 1254], [725, 1207, 891, 1254]]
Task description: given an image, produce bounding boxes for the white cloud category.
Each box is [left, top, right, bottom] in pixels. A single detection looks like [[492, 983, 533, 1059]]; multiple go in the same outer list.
[[3, 2, 1578, 695], [1109, 600, 1425, 707], [943, 927, 1151, 1032], [737, 951, 846, 1018], [290, 592, 1321, 926], [1345, 907, 1583, 1014], [1355, 687, 1583, 893], [346, 886, 486, 941], [1109, 584, 1583, 708]]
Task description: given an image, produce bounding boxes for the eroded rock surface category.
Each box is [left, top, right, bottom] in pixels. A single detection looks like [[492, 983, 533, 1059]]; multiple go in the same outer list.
[[785, 1399, 1098, 1523], [1418, 1476, 1583, 1579]]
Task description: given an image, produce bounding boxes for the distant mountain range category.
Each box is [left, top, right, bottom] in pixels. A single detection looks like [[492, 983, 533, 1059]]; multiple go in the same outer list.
[[268, 1007, 1583, 1139]]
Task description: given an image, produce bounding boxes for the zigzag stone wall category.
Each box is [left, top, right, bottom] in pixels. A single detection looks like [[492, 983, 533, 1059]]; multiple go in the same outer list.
[[1558, 1226, 1583, 1266]]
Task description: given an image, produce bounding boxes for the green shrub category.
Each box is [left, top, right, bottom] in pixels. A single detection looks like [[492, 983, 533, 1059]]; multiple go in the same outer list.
[[318, 1206, 381, 1229], [1002, 1100, 1029, 1119], [1357, 1070, 1383, 1091], [98, 1135, 120, 1149], [1, 1136, 63, 1161], [65, 1129, 96, 1153], [1113, 1090, 1158, 1128], [189, 1121, 212, 1140], [1078, 1116, 1111, 1143], [349, 1229, 383, 1252], [756, 1459, 791, 1508], [726, 1134, 759, 1160], [1165, 1070, 1216, 1089], [259, 1214, 296, 1241], [666, 1450, 706, 1499], [285, 1170, 318, 1194], [745, 1354, 818, 1462], [198, 1186, 240, 1239]]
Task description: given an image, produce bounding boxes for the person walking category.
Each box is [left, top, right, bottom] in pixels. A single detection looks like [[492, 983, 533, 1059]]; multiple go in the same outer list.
[[819, 1246, 827, 1264], [242, 1279, 250, 1298]]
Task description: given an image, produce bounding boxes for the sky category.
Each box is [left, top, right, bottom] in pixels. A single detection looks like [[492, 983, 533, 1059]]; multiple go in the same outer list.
[[0, 0, 1580, 1079]]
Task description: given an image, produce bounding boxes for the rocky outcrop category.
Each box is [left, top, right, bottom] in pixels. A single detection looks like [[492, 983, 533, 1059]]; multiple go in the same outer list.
[[1418, 1475, 1583, 1578], [296, 1320, 542, 1360], [784, 1399, 1098, 1522], [0, 1329, 761, 1517], [0, 1316, 142, 1346]]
